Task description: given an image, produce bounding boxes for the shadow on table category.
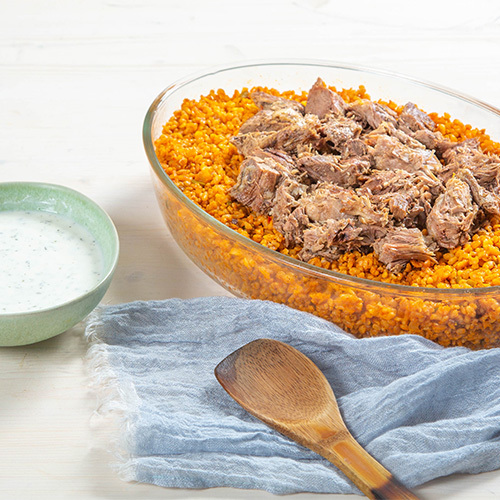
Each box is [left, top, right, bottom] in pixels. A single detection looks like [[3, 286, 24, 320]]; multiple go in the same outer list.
[[102, 181, 230, 306]]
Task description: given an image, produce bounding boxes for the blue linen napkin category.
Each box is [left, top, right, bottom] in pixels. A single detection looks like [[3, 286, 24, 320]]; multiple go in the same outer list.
[[85, 297, 500, 495]]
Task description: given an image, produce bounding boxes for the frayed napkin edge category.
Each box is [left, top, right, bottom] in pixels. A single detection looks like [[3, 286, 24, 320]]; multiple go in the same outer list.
[[84, 306, 140, 483]]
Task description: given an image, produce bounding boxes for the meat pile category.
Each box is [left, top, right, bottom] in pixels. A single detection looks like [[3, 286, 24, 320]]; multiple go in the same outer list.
[[230, 78, 500, 273]]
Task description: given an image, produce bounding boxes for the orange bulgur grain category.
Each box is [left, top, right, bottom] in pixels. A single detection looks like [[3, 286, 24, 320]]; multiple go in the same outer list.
[[154, 84, 500, 349]]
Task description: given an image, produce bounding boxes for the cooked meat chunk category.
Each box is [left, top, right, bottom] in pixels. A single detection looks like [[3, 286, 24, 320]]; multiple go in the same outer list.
[[361, 169, 407, 195], [281, 205, 309, 246], [301, 183, 387, 226], [343, 138, 368, 157], [411, 128, 453, 155], [254, 148, 297, 171], [270, 177, 308, 243], [319, 115, 363, 154], [271, 115, 321, 154], [460, 169, 500, 216], [388, 193, 414, 221], [412, 128, 436, 149], [361, 168, 443, 222], [372, 135, 442, 178], [250, 91, 305, 114], [361, 173, 428, 227], [440, 138, 500, 185], [348, 99, 398, 129], [362, 168, 441, 199], [426, 177, 478, 249], [299, 219, 362, 261], [299, 219, 387, 262], [230, 156, 285, 214], [448, 138, 483, 161], [239, 107, 305, 134], [365, 121, 426, 150], [440, 139, 484, 182], [231, 131, 278, 157], [232, 114, 320, 157], [299, 183, 344, 222], [297, 154, 339, 182], [397, 102, 435, 133], [473, 159, 500, 189], [305, 78, 346, 118], [297, 154, 370, 187], [373, 227, 435, 273]]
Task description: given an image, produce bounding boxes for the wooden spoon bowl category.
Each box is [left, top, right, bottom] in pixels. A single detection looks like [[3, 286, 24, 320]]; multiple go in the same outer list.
[[215, 338, 419, 500]]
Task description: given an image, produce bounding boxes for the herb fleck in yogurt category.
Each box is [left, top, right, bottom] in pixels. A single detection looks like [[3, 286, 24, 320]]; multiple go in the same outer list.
[[0, 210, 105, 314]]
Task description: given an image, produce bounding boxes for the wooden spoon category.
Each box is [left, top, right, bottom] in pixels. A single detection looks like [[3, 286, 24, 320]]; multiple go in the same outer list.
[[215, 338, 419, 500]]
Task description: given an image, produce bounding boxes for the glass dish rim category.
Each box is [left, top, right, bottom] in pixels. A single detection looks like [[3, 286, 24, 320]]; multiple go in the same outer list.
[[143, 58, 500, 298]]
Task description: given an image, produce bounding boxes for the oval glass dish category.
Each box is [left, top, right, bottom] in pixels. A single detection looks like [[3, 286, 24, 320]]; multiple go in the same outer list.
[[144, 61, 500, 349]]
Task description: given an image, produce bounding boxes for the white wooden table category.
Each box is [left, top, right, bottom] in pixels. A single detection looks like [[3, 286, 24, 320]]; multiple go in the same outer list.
[[1, 1, 499, 498]]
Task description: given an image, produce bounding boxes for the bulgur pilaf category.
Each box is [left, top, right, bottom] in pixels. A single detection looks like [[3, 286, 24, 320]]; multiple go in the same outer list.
[[153, 83, 500, 349]]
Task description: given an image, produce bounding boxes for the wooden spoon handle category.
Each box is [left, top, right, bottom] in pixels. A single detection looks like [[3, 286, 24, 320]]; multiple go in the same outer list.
[[315, 435, 419, 500]]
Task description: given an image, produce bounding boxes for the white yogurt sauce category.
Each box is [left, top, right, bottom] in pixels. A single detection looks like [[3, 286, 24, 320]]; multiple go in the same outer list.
[[0, 210, 105, 314]]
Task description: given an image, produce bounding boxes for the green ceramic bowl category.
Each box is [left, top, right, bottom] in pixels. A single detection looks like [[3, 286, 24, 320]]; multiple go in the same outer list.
[[0, 182, 119, 346]]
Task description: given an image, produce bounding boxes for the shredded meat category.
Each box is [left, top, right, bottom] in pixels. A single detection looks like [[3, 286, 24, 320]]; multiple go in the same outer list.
[[440, 139, 500, 185], [239, 107, 305, 135], [305, 77, 346, 118], [373, 227, 436, 273], [230, 156, 287, 214], [272, 115, 321, 154], [231, 131, 278, 157], [280, 205, 309, 246], [365, 121, 427, 150], [297, 154, 370, 187], [347, 99, 398, 130], [397, 102, 435, 133], [319, 115, 363, 155], [230, 79, 498, 273], [300, 183, 387, 226], [270, 177, 308, 244], [426, 177, 478, 249], [459, 169, 500, 216], [371, 135, 442, 178], [254, 148, 297, 171], [300, 219, 366, 262], [250, 91, 305, 114], [360, 169, 440, 227]]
